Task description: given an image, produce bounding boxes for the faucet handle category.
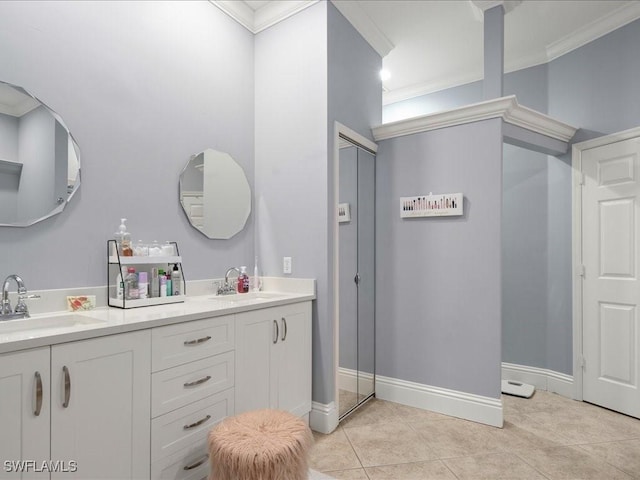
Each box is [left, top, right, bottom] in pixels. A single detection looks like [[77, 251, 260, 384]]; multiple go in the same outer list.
[[1, 299, 11, 315], [15, 294, 40, 317]]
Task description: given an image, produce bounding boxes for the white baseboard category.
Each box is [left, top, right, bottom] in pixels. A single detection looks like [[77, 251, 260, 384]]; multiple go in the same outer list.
[[338, 367, 374, 394], [502, 362, 574, 398], [309, 401, 339, 434], [375, 375, 503, 428]]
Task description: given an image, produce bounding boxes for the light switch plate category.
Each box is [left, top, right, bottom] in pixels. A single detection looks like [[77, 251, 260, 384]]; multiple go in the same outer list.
[[283, 256, 292, 274]]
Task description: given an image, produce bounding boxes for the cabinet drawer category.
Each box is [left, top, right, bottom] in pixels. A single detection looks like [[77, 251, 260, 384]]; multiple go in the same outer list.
[[152, 315, 234, 372], [151, 388, 234, 462], [152, 351, 234, 417], [151, 441, 210, 480]]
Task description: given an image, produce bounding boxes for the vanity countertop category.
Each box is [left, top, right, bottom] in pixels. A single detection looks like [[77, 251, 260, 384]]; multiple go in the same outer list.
[[0, 291, 315, 355]]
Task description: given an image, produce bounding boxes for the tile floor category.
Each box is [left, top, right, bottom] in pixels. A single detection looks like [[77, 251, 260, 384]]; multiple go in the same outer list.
[[309, 391, 640, 479]]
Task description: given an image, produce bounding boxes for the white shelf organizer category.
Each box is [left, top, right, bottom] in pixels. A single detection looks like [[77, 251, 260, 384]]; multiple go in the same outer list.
[[107, 240, 186, 309], [400, 192, 463, 218]]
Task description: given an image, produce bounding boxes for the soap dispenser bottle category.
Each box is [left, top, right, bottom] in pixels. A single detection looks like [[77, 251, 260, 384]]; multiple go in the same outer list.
[[171, 264, 182, 296], [237, 266, 249, 294], [115, 218, 133, 256]]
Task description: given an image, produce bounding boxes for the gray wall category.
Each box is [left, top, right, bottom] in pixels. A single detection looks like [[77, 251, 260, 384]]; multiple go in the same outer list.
[[502, 144, 548, 368], [0, 1, 255, 289], [376, 119, 503, 399], [255, 2, 331, 404]]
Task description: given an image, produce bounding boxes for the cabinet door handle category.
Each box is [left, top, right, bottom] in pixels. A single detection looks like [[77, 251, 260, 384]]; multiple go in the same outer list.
[[183, 414, 211, 430], [273, 319, 279, 344], [281, 317, 287, 341], [62, 366, 71, 408], [183, 454, 209, 471], [34, 371, 43, 416], [184, 375, 211, 388], [184, 336, 211, 346]]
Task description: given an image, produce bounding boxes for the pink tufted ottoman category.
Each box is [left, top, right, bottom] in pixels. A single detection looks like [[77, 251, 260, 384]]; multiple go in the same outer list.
[[208, 409, 313, 480]]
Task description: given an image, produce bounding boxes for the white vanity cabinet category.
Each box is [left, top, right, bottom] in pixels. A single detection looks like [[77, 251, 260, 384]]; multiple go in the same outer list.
[[235, 302, 312, 417], [150, 315, 235, 480], [0, 331, 150, 480], [0, 347, 50, 479]]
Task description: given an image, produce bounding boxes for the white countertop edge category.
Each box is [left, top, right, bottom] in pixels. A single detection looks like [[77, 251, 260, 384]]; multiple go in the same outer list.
[[0, 290, 315, 355]]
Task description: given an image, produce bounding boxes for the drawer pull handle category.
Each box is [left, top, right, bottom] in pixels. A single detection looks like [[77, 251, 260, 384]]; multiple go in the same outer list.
[[183, 414, 212, 430], [184, 336, 212, 346], [34, 371, 43, 416], [183, 454, 209, 471], [62, 366, 71, 408], [273, 319, 279, 344], [184, 375, 211, 388], [281, 317, 287, 341]]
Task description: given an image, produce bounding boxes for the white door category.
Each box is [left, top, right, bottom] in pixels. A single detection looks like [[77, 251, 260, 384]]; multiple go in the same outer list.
[[275, 303, 312, 417], [0, 347, 50, 479], [234, 310, 275, 413], [51, 331, 151, 480], [582, 136, 640, 418]]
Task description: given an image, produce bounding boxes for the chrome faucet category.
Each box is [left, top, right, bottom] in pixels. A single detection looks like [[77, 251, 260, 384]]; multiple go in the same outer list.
[[216, 267, 240, 295], [1, 275, 39, 320]]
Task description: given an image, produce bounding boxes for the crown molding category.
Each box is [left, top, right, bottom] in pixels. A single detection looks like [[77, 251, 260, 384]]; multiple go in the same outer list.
[[373, 95, 577, 143], [210, 0, 319, 34], [383, 71, 483, 106], [330, 0, 394, 57], [546, 1, 640, 62]]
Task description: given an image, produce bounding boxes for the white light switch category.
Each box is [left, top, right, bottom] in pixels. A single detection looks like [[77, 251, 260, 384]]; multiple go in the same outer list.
[[283, 257, 292, 274]]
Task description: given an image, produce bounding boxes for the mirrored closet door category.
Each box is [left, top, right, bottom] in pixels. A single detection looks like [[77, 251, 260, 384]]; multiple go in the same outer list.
[[338, 134, 375, 419]]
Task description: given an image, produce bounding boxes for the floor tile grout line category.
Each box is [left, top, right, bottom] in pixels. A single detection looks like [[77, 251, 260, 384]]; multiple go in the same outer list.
[[512, 450, 554, 480], [340, 421, 369, 474]]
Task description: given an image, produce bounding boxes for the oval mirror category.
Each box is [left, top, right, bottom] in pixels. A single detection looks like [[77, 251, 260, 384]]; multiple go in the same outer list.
[[179, 148, 251, 239], [0, 81, 80, 227]]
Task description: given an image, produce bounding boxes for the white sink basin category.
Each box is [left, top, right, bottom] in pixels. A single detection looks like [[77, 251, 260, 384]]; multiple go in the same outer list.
[[0, 314, 106, 334], [208, 292, 288, 303]]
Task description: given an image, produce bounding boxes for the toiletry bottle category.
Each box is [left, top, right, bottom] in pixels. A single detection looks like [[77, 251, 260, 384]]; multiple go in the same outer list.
[[166, 272, 172, 297], [116, 218, 133, 256], [138, 272, 148, 299], [171, 264, 182, 296], [159, 273, 167, 297], [252, 256, 261, 292], [150, 267, 159, 298], [124, 267, 139, 300], [238, 266, 249, 293], [116, 267, 125, 300]]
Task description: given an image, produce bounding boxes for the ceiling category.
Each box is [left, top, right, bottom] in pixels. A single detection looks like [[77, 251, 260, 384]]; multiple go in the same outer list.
[[213, 0, 640, 106]]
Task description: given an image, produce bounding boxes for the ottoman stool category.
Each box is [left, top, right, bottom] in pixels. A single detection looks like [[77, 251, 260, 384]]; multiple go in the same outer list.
[[208, 409, 313, 480]]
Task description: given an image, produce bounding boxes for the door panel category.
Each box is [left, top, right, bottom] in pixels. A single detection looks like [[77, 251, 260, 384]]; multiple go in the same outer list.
[[582, 136, 640, 418]]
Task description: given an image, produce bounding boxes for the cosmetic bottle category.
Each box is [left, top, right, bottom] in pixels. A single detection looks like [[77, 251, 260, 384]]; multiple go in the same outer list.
[[138, 272, 148, 299], [116, 267, 125, 300], [171, 264, 182, 296], [150, 267, 159, 298], [159, 274, 167, 297], [237, 266, 249, 294], [124, 267, 139, 300], [166, 272, 172, 297]]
